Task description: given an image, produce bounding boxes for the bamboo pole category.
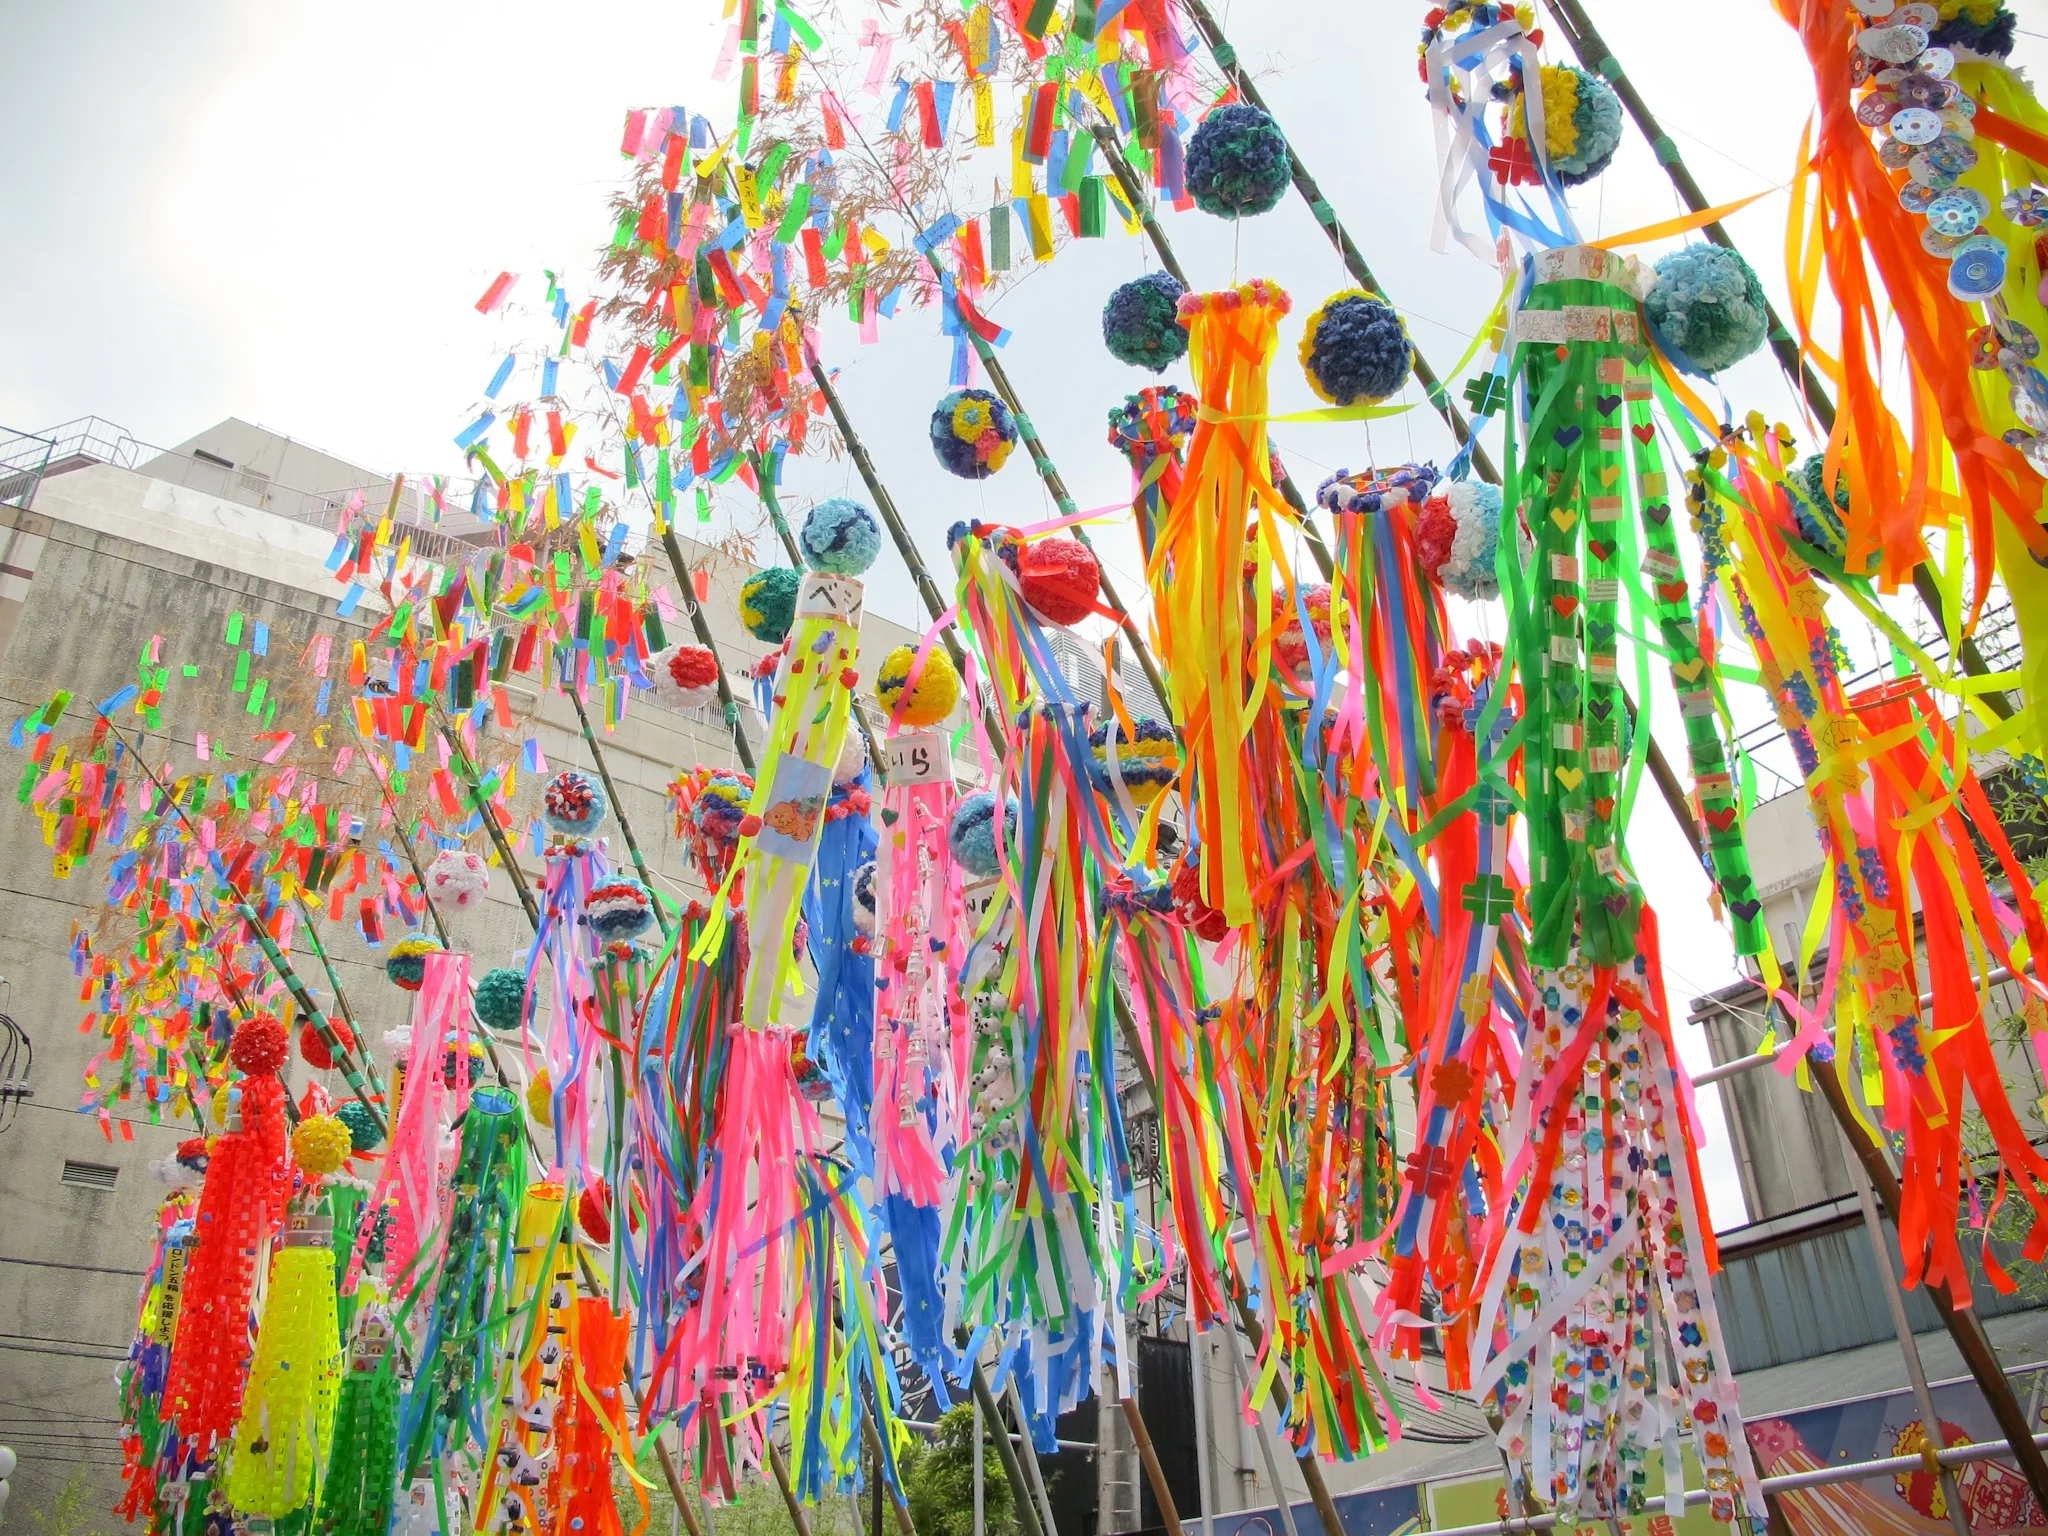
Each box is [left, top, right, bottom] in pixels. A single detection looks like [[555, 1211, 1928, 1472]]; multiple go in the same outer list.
[[655, 523, 762, 776], [1533, 0, 2013, 718], [435, 710, 542, 930], [560, 679, 672, 941]]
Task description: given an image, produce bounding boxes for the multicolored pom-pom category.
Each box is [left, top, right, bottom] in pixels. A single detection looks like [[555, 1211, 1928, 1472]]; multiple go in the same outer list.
[[1644, 245, 1771, 375], [424, 847, 489, 913], [474, 966, 529, 1033], [542, 770, 608, 837], [337, 1099, 384, 1154], [230, 1014, 290, 1075], [385, 934, 444, 992], [1517, 64, 1623, 185], [1089, 717, 1182, 806], [1185, 104, 1292, 218], [1274, 584, 1335, 674], [876, 643, 963, 727], [740, 566, 803, 642], [1416, 481, 1505, 601], [1108, 386, 1198, 465], [658, 645, 722, 709], [949, 791, 1017, 879], [1016, 537, 1100, 626], [694, 771, 754, 846], [587, 877, 655, 942], [291, 1114, 354, 1177], [1102, 271, 1190, 372], [1300, 291, 1411, 407], [800, 497, 882, 575], [930, 389, 1018, 479], [299, 1018, 356, 1072]]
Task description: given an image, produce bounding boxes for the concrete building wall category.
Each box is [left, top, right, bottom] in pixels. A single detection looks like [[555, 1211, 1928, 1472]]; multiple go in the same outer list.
[[0, 453, 926, 1519]]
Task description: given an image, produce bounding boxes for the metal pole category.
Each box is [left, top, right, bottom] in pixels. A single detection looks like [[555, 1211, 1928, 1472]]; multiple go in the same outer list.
[[1004, 1377, 1062, 1536], [1187, 1325, 1216, 1536], [1846, 1152, 1972, 1536], [1217, 1320, 1299, 1536], [974, 1391, 985, 1536], [560, 679, 671, 940]]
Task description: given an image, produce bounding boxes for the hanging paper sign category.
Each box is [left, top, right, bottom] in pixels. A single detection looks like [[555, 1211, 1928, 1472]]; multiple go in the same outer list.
[[797, 571, 864, 626], [887, 728, 953, 787], [755, 753, 833, 862], [961, 877, 1001, 927], [154, 1245, 186, 1344]]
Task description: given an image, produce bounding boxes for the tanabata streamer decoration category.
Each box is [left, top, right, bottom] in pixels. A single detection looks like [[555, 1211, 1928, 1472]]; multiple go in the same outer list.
[[318, 1303, 401, 1536], [1109, 386, 1198, 562], [1148, 280, 1298, 931], [162, 1014, 291, 1461]]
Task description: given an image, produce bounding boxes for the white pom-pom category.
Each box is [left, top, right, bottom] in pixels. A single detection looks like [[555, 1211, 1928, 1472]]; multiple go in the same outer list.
[[383, 1025, 413, 1061], [425, 848, 490, 913], [149, 1157, 202, 1189], [653, 645, 721, 710], [835, 725, 871, 785]]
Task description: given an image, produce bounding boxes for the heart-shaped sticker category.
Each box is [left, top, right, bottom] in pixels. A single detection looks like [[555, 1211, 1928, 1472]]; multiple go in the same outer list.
[[1551, 507, 1579, 533], [1588, 699, 1614, 721], [1594, 796, 1616, 819], [1556, 765, 1585, 791], [1731, 899, 1763, 922], [1704, 806, 1738, 832], [1553, 594, 1580, 619], [1554, 425, 1584, 449], [1644, 501, 1672, 525], [1657, 580, 1688, 603], [1589, 539, 1616, 562], [1632, 423, 1656, 444]]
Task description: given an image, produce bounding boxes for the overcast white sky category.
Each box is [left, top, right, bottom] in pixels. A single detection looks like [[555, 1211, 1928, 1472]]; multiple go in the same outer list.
[[7, 0, 2045, 1227]]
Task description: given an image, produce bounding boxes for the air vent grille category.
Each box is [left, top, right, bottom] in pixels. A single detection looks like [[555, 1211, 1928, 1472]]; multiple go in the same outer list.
[[60, 1159, 118, 1191]]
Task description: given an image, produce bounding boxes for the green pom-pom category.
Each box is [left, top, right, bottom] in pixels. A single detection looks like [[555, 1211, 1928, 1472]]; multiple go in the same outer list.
[[474, 966, 529, 1032], [1185, 104, 1291, 219], [1102, 272, 1189, 372], [337, 1098, 384, 1154], [740, 566, 802, 643], [1644, 245, 1770, 375]]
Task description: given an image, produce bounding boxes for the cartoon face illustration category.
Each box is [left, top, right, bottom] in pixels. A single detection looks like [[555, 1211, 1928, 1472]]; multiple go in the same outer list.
[[762, 795, 823, 841]]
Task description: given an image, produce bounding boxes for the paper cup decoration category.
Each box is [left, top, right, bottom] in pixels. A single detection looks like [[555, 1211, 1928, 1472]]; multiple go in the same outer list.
[[1300, 291, 1412, 406], [473, 966, 529, 1033], [948, 791, 1016, 879], [541, 769, 607, 837], [1643, 245, 1771, 375], [1088, 717, 1181, 806], [424, 847, 489, 913], [740, 566, 802, 642], [298, 1018, 356, 1071], [587, 877, 655, 942], [1185, 103, 1292, 217], [875, 643, 962, 727], [290, 1114, 354, 1177], [1015, 537, 1100, 626], [930, 388, 1018, 479], [1102, 271, 1190, 371], [800, 497, 883, 574], [384, 934, 444, 991], [659, 644, 722, 708]]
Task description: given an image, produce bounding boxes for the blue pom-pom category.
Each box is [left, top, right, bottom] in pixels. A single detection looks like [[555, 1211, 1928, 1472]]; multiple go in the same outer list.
[[542, 770, 608, 836], [739, 566, 802, 642], [1185, 104, 1291, 219], [1551, 66, 1623, 185], [930, 389, 1018, 480], [474, 966, 529, 1032], [949, 791, 1016, 879], [800, 497, 881, 575], [1644, 245, 1771, 375], [1931, 7, 2014, 58], [1102, 272, 1189, 372], [1300, 292, 1411, 407], [587, 877, 655, 942]]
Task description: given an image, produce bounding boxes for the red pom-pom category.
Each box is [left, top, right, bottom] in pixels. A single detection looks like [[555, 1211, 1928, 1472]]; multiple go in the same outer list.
[[229, 1014, 290, 1076], [1274, 585, 1334, 674], [578, 1183, 612, 1244], [1415, 495, 1458, 577], [668, 645, 720, 690], [1170, 860, 1231, 943], [299, 1019, 357, 1071], [1017, 537, 1100, 626], [176, 1136, 209, 1164]]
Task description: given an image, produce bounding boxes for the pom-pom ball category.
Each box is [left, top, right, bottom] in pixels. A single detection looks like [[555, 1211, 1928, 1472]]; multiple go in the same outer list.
[[1300, 292, 1411, 407], [1522, 64, 1623, 185], [1108, 386, 1198, 466], [1016, 538, 1101, 626], [424, 847, 489, 914], [694, 771, 754, 846], [835, 725, 871, 785], [230, 1014, 289, 1076], [587, 878, 655, 942], [1185, 104, 1291, 218], [1644, 245, 1771, 375], [299, 1018, 356, 1072], [385, 934, 444, 991], [578, 1181, 618, 1244], [930, 389, 1018, 479], [949, 792, 1017, 879], [1274, 585, 1335, 674], [658, 645, 721, 709], [1102, 271, 1190, 372], [1089, 717, 1182, 806], [740, 566, 802, 643], [876, 643, 962, 727], [337, 1099, 384, 1154], [527, 1069, 553, 1129], [800, 497, 882, 575], [474, 966, 529, 1033], [1316, 461, 1440, 517], [852, 860, 878, 937], [1420, 481, 1506, 601], [542, 769, 608, 837], [177, 1136, 211, 1174], [291, 1114, 354, 1177]]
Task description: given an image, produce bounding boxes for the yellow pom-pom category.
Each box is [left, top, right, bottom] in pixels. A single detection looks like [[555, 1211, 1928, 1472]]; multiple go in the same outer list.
[[527, 1069, 554, 1129], [875, 644, 963, 727], [291, 1113, 355, 1176]]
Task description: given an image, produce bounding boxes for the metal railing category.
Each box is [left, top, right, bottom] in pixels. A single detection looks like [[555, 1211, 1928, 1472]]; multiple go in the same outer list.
[[0, 427, 57, 509]]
